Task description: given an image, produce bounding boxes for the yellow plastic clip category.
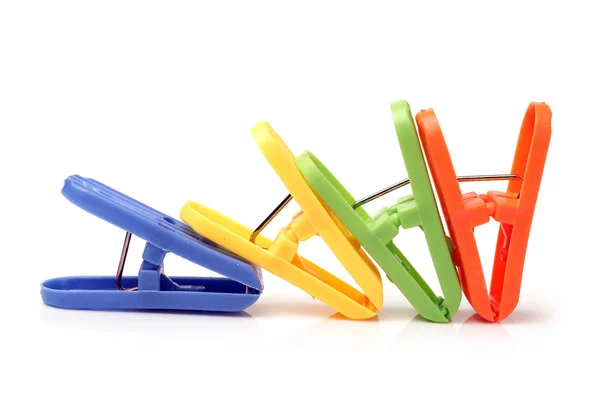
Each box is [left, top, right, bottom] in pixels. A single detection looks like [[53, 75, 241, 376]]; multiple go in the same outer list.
[[180, 121, 383, 319]]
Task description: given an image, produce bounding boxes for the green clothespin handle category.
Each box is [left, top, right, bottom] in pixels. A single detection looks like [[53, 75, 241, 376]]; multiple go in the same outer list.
[[296, 99, 461, 322]]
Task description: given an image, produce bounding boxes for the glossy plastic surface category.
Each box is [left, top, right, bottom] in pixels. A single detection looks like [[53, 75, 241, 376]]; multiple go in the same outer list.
[[41, 275, 259, 312], [181, 121, 384, 319], [40, 175, 263, 312], [416, 102, 551, 322], [296, 99, 461, 322]]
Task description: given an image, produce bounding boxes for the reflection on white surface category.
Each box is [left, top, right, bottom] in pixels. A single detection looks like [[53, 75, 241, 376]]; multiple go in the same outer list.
[[39, 305, 258, 335], [278, 313, 384, 351], [37, 294, 554, 351]]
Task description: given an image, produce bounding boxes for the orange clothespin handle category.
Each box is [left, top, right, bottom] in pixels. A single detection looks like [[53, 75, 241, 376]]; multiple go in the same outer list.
[[416, 102, 552, 322]]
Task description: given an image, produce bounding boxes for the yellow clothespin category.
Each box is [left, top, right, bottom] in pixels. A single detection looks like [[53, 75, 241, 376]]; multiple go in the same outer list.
[[180, 121, 383, 319]]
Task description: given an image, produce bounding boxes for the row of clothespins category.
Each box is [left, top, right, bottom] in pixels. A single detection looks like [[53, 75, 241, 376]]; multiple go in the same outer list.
[[41, 99, 552, 323]]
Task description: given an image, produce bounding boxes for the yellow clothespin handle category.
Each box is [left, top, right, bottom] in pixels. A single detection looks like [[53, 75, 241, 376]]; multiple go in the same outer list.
[[180, 121, 383, 319]]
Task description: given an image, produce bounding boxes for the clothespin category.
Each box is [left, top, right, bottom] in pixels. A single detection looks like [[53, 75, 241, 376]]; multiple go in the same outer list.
[[41, 175, 263, 312], [180, 121, 384, 320], [296, 99, 461, 323], [415, 101, 552, 322]]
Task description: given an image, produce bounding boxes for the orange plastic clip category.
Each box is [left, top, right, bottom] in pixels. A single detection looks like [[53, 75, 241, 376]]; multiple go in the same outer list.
[[415, 102, 551, 322]]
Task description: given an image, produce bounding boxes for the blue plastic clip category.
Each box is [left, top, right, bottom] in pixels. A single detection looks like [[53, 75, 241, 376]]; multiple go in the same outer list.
[[41, 175, 264, 313]]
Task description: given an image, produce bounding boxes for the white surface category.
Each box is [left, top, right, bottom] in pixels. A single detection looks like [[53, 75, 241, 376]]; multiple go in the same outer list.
[[1, 1, 598, 396]]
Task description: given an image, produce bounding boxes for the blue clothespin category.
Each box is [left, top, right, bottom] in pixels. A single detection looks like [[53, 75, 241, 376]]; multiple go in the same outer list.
[[41, 175, 264, 312]]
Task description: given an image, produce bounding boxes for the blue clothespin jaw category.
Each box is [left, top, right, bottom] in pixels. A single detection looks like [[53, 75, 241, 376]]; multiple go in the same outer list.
[[41, 175, 263, 313]]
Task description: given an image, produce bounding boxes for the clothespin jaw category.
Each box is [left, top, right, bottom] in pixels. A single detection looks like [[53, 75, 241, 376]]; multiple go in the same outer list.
[[415, 102, 552, 322], [40, 175, 263, 313], [295, 99, 462, 323], [180, 121, 384, 320]]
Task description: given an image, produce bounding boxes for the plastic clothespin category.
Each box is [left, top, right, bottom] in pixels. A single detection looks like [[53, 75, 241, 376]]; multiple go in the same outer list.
[[296, 99, 461, 323], [415, 101, 552, 322], [41, 175, 263, 312], [180, 121, 384, 320]]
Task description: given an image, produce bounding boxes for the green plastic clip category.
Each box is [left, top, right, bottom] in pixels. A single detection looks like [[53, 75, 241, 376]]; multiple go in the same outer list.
[[296, 99, 461, 322]]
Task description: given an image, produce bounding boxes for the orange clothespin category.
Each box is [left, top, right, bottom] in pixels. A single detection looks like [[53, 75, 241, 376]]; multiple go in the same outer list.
[[415, 102, 552, 322]]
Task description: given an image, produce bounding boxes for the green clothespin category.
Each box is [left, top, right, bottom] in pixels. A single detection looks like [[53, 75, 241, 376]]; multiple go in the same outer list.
[[296, 99, 461, 322]]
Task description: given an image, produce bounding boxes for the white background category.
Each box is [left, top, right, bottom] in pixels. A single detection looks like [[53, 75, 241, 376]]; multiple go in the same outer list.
[[1, 1, 598, 397]]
